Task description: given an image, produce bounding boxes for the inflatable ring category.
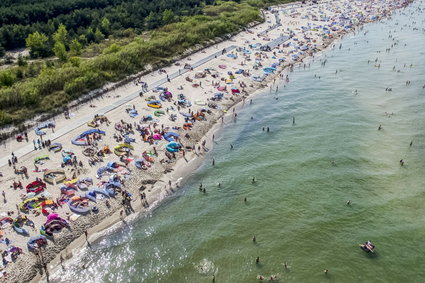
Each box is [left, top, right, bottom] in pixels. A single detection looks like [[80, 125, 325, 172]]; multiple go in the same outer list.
[[83, 148, 95, 156], [44, 169, 66, 184], [49, 143, 62, 153], [114, 143, 134, 156], [154, 110, 165, 117]]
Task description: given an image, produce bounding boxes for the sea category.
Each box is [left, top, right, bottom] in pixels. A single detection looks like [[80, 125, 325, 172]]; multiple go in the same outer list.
[[49, 1, 425, 282]]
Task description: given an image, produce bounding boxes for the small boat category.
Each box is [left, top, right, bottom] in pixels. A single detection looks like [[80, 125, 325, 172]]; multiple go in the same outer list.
[[359, 241, 375, 253]]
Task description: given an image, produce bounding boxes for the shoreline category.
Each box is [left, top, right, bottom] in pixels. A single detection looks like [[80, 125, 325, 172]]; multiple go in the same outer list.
[[0, 0, 413, 282], [42, 23, 382, 283]]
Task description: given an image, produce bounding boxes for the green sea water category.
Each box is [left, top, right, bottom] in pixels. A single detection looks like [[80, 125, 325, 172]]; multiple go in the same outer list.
[[50, 2, 425, 282]]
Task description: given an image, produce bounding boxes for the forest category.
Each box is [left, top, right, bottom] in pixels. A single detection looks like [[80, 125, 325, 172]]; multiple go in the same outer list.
[[0, 0, 214, 53], [0, 0, 294, 128]]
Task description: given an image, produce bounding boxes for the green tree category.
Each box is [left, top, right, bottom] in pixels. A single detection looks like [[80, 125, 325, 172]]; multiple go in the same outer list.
[[100, 17, 111, 35], [17, 55, 27, 67], [85, 27, 95, 43], [53, 24, 69, 47], [103, 43, 121, 54], [16, 69, 24, 79], [162, 9, 175, 25], [26, 31, 50, 58], [0, 71, 16, 87], [53, 41, 67, 62], [0, 45, 5, 57], [70, 39, 82, 55], [145, 12, 160, 30], [94, 28, 104, 43], [78, 34, 88, 46]]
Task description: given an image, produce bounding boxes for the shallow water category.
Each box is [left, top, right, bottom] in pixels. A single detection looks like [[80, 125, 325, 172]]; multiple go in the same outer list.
[[50, 2, 425, 282]]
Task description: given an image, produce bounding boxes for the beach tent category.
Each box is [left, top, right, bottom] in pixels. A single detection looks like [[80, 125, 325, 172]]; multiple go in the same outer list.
[[164, 132, 179, 142], [35, 122, 56, 136], [71, 129, 106, 146]]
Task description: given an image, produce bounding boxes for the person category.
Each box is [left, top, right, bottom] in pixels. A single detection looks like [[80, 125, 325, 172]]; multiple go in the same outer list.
[[378, 124, 382, 130], [324, 269, 328, 275], [256, 257, 260, 264], [363, 240, 374, 252], [253, 236, 256, 242], [252, 177, 256, 184], [293, 116, 295, 125], [346, 200, 351, 205], [230, 144, 234, 150]]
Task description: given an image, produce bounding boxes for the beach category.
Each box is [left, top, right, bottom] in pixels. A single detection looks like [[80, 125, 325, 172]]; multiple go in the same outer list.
[[0, 0, 414, 282]]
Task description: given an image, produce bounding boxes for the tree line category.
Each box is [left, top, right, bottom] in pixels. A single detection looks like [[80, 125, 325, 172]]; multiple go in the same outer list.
[[0, 0, 215, 54]]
